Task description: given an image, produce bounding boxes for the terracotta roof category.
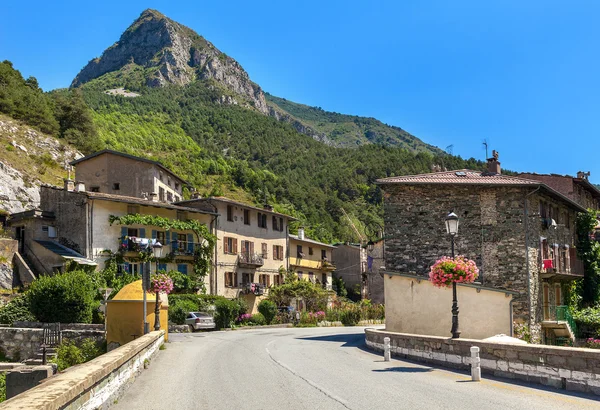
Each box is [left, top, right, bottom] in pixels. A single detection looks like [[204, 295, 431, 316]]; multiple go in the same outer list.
[[41, 185, 218, 215], [376, 169, 540, 186], [69, 149, 190, 186], [289, 234, 336, 248], [176, 197, 296, 220], [376, 169, 586, 212]]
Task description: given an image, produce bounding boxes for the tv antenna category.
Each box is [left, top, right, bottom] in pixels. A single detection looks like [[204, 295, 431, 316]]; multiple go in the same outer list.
[[445, 145, 454, 156], [482, 139, 489, 159]]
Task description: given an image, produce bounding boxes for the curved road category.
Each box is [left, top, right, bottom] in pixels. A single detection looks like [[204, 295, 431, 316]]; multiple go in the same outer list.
[[114, 327, 599, 410]]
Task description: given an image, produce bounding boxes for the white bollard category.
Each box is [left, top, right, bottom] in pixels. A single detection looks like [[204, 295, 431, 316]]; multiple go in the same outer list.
[[383, 337, 391, 361], [470, 346, 481, 381]]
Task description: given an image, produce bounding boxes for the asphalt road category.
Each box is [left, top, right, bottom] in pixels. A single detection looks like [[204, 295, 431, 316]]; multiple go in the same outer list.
[[113, 326, 600, 410]]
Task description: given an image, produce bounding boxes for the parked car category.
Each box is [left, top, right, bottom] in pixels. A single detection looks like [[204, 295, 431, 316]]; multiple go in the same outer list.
[[185, 312, 216, 331]]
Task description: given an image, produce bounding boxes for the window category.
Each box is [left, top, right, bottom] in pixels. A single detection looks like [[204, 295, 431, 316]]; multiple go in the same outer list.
[[322, 273, 328, 288], [244, 209, 250, 225], [168, 177, 172, 187], [157, 231, 166, 245], [224, 237, 238, 254], [321, 249, 327, 260], [178, 234, 187, 251], [127, 205, 140, 214], [90, 186, 100, 192], [174, 196, 180, 202], [227, 205, 234, 222], [297, 245, 304, 257], [127, 228, 138, 237], [113, 183, 120, 190], [540, 201, 547, 219], [241, 240, 254, 256], [258, 212, 267, 229], [158, 263, 167, 272], [297, 271, 303, 280], [279, 217, 284, 232], [159, 172, 163, 182], [273, 245, 284, 260], [261, 243, 268, 259], [177, 211, 187, 221], [225, 272, 238, 288], [175, 182, 180, 191], [308, 272, 314, 282], [274, 274, 282, 286], [167, 192, 173, 202], [259, 274, 271, 287], [177, 264, 188, 275], [272, 216, 278, 231], [309, 247, 314, 256], [242, 272, 254, 284], [159, 187, 165, 202]]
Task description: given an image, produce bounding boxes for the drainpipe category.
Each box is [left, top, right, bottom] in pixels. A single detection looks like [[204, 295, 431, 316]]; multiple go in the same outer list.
[[211, 213, 218, 295], [524, 186, 542, 334]]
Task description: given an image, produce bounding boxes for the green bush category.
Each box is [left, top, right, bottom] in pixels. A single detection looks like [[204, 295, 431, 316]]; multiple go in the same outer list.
[[53, 338, 104, 372], [214, 299, 238, 329], [27, 270, 96, 323], [257, 299, 277, 325], [168, 300, 197, 325], [0, 295, 35, 325], [166, 270, 202, 294], [250, 313, 266, 326], [233, 298, 248, 318], [0, 372, 5, 403], [340, 305, 361, 326]]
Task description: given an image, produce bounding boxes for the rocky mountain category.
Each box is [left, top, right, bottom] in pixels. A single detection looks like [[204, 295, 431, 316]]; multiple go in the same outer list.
[[71, 9, 268, 114], [71, 9, 439, 154]]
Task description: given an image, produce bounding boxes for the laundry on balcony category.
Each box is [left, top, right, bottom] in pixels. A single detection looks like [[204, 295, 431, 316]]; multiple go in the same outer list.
[[542, 259, 554, 270]]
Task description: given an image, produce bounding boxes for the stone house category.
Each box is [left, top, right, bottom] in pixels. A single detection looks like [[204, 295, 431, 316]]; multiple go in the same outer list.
[[331, 242, 384, 303], [518, 171, 600, 211], [8, 183, 216, 280], [289, 228, 335, 290], [377, 156, 586, 344], [69, 149, 187, 203], [176, 196, 293, 311]]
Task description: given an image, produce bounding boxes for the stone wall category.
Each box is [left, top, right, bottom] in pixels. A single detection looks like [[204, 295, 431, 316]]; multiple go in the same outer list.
[[0, 239, 17, 289], [0, 331, 164, 409], [0, 328, 105, 362], [366, 328, 600, 395]]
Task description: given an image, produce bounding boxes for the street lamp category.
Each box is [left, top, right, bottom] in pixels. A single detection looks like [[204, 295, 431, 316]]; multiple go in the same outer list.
[[445, 212, 460, 339], [152, 242, 163, 331]]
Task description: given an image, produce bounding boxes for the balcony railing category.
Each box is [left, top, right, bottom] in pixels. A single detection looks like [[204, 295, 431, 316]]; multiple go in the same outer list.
[[540, 251, 584, 277], [238, 252, 264, 268], [241, 282, 265, 296], [119, 237, 199, 256], [170, 240, 201, 256]]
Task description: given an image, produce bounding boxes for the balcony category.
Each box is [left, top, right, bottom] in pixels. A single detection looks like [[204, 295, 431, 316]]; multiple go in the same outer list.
[[238, 252, 264, 268], [170, 240, 201, 257], [540, 250, 584, 279], [241, 282, 265, 296], [290, 257, 336, 271], [119, 237, 199, 257]]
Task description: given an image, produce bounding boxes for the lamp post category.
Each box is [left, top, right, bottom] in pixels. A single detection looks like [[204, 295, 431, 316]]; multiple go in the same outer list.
[[445, 212, 460, 339], [152, 242, 163, 331]]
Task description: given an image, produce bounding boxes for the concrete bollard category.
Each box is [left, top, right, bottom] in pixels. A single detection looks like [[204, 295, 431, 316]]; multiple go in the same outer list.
[[383, 337, 391, 361], [470, 346, 481, 382]]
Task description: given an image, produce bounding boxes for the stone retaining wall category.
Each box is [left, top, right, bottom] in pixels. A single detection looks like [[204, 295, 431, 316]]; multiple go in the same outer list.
[[365, 328, 600, 396], [0, 330, 164, 409], [12, 322, 105, 331], [0, 328, 105, 362]]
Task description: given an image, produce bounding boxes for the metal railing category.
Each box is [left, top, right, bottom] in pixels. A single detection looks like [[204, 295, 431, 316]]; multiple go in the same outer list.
[[42, 322, 62, 364], [556, 305, 578, 337], [238, 252, 265, 266]]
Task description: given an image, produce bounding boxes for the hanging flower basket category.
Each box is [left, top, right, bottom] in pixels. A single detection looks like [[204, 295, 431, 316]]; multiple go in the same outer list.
[[429, 256, 479, 288], [149, 273, 174, 295]]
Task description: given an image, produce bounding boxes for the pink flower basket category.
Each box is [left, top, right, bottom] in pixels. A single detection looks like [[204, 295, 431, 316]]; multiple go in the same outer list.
[[149, 273, 174, 295], [429, 256, 479, 288]]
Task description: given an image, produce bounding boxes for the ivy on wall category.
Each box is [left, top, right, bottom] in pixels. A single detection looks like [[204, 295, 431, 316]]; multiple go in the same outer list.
[[575, 209, 600, 307], [108, 213, 216, 293]]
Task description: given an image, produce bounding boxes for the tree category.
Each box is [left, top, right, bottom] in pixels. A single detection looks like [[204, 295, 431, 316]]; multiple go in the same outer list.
[[575, 210, 600, 307]]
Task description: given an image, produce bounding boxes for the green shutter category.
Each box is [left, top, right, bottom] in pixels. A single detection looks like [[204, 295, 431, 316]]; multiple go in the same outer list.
[[187, 234, 194, 253], [152, 230, 157, 239], [139, 228, 146, 238], [121, 227, 128, 239]]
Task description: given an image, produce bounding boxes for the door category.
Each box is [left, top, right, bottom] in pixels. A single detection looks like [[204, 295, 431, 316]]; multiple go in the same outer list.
[[15, 226, 25, 253], [543, 284, 550, 320]]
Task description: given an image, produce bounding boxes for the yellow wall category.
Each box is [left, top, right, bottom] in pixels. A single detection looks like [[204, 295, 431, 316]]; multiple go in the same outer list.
[[385, 274, 514, 340], [289, 237, 334, 290], [106, 281, 169, 347]]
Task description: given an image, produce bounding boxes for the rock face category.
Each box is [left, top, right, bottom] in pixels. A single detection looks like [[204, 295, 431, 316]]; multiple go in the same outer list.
[[71, 9, 268, 114]]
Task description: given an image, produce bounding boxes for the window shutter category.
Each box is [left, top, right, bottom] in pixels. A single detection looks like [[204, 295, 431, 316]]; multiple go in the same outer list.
[[250, 241, 254, 255], [187, 234, 194, 253], [233, 238, 238, 254], [121, 227, 128, 239], [262, 243, 267, 258], [224, 237, 229, 254], [152, 230, 157, 239], [279, 218, 283, 232], [172, 232, 178, 248], [273, 245, 276, 260], [166, 231, 170, 245], [139, 228, 146, 239], [234, 272, 238, 286]]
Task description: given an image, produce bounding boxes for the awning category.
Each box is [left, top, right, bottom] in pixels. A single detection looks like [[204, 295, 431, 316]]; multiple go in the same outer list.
[[35, 240, 98, 266]]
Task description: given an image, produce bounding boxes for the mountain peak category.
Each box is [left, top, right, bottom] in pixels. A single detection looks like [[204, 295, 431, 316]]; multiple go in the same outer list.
[[70, 9, 268, 113]]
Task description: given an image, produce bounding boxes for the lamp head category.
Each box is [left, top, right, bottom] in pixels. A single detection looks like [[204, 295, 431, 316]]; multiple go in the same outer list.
[[445, 212, 459, 236]]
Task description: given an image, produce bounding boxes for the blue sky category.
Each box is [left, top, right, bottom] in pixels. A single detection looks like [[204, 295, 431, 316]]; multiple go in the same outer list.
[[2, 1, 599, 181]]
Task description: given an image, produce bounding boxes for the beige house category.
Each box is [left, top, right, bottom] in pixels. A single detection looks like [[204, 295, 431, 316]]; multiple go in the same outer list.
[[288, 228, 335, 290], [8, 183, 216, 278], [178, 197, 293, 311], [70, 150, 187, 203]]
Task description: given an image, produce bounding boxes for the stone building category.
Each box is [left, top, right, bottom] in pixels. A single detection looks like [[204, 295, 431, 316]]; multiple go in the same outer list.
[[332, 242, 384, 304], [377, 156, 586, 344], [177, 196, 293, 312], [69, 150, 187, 203], [518, 171, 600, 211]]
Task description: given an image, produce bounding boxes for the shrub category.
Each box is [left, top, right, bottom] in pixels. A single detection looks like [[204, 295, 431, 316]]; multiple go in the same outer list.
[[237, 313, 252, 325], [27, 270, 96, 323], [166, 270, 200, 294], [233, 298, 248, 318], [258, 300, 277, 325], [214, 299, 238, 329], [298, 311, 317, 327], [325, 308, 342, 322], [168, 300, 198, 325], [0, 295, 35, 325], [0, 372, 5, 403], [340, 305, 361, 326], [360, 304, 385, 321], [585, 338, 600, 349], [250, 313, 266, 326], [53, 338, 104, 372]]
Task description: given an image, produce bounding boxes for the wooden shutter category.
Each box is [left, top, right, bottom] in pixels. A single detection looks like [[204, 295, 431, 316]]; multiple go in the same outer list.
[[224, 237, 229, 254], [250, 241, 254, 255], [233, 238, 238, 254], [234, 272, 238, 287], [262, 243, 267, 258]]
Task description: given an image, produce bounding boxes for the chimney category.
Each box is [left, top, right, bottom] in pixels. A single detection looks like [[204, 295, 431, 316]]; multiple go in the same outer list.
[[577, 171, 590, 180], [192, 192, 201, 199], [75, 181, 85, 192], [263, 204, 273, 211], [149, 192, 158, 202], [486, 150, 501, 175], [297, 227, 305, 240], [64, 179, 75, 191]]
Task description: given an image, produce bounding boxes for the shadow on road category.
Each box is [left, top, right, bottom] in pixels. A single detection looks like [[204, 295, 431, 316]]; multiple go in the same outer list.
[[296, 333, 365, 347], [373, 367, 433, 373]]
